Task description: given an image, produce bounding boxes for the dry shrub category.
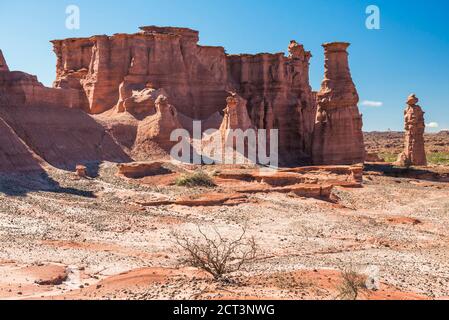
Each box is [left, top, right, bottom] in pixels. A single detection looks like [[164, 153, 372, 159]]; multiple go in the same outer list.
[[173, 226, 257, 280], [336, 267, 368, 300], [175, 171, 216, 187]]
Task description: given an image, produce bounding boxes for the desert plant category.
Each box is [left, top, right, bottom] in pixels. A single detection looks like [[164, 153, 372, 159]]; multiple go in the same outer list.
[[173, 226, 257, 280], [336, 267, 368, 300], [175, 170, 216, 187]]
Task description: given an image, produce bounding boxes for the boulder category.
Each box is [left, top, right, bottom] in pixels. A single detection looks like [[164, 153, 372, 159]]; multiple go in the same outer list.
[[75, 165, 88, 178], [118, 161, 171, 179]]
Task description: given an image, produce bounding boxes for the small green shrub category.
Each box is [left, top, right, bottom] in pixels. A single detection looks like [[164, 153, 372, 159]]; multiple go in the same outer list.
[[427, 152, 449, 165], [379, 152, 398, 163], [175, 171, 216, 187]]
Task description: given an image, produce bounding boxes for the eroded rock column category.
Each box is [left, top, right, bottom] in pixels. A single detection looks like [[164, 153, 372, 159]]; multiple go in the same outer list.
[[397, 94, 427, 166], [312, 42, 365, 165]]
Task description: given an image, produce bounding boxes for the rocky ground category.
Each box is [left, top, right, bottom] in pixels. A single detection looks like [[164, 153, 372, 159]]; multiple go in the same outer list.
[[1, 158, 449, 301]]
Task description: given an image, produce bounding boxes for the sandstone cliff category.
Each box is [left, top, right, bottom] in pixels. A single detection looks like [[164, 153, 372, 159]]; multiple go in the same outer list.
[[52, 27, 317, 165], [0, 26, 367, 172], [0, 53, 131, 171]]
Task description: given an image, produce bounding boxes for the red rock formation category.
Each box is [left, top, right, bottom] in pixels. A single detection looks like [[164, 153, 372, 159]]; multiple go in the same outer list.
[[0, 50, 9, 72], [0, 54, 131, 171], [116, 81, 166, 115], [133, 95, 183, 154], [52, 27, 317, 165], [312, 43, 365, 165], [75, 165, 88, 178], [396, 94, 427, 166], [0, 27, 367, 172], [220, 93, 253, 132], [0, 52, 83, 110], [0, 116, 44, 172], [227, 40, 316, 165], [118, 161, 170, 179]]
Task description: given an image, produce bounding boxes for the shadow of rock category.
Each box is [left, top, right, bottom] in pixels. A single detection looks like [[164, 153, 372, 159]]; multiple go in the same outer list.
[[0, 170, 95, 198], [364, 163, 449, 183]]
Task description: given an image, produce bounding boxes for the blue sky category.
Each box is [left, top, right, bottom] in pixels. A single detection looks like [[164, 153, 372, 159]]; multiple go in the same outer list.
[[1, 0, 448, 131]]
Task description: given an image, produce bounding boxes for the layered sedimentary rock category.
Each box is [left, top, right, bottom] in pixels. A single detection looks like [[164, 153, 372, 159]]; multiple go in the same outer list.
[[0, 50, 82, 110], [0, 52, 131, 171], [0, 116, 44, 172], [0, 26, 366, 172], [220, 93, 253, 132], [133, 95, 183, 154], [396, 94, 427, 166], [227, 40, 316, 164], [116, 82, 166, 115], [52, 27, 317, 165], [312, 43, 365, 165], [0, 50, 9, 72]]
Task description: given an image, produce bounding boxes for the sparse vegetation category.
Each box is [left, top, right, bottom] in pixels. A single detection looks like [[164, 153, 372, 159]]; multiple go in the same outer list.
[[379, 152, 398, 163], [175, 170, 216, 187], [336, 267, 368, 300], [379, 152, 449, 165], [427, 152, 449, 165], [173, 226, 257, 280]]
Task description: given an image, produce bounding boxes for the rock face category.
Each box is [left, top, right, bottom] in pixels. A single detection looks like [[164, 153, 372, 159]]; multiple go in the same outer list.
[[0, 50, 9, 72], [0, 51, 131, 171], [397, 94, 427, 166], [52, 27, 317, 165], [220, 93, 253, 132], [312, 43, 365, 165], [0, 49, 83, 109], [133, 95, 183, 153], [0, 27, 367, 172]]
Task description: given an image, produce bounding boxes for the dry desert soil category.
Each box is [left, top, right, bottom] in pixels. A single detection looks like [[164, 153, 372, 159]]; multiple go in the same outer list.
[[1, 132, 449, 300]]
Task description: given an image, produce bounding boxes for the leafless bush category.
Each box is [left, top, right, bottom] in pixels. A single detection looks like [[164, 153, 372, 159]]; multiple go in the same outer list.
[[173, 225, 257, 280], [336, 267, 368, 300]]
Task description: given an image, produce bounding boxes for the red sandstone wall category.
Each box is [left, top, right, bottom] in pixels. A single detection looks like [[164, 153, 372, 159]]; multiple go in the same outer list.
[[52, 27, 317, 165]]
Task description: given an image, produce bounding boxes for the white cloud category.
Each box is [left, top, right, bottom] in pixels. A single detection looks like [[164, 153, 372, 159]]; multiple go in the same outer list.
[[426, 122, 439, 128], [360, 100, 383, 108]]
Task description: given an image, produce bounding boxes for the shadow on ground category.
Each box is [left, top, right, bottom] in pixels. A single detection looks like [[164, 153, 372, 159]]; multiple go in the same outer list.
[[364, 163, 449, 183], [0, 170, 96, 198]]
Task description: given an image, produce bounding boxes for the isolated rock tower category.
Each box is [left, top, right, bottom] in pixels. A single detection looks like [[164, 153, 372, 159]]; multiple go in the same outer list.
[[312, 43, 365, 165], [397, 94, 427, 166]]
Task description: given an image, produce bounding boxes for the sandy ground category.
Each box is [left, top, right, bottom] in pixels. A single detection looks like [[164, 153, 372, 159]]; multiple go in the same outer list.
[[0, 162, 449, 300]]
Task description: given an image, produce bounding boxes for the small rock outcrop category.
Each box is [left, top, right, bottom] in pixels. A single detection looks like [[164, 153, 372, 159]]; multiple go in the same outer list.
[[134, 95, 183, 152], [116, 80, 166, 115], [220, 93, 254, 132], [312, 42, 365, 165], [396, 94, 427, 166], [118, 161, 171, 179]]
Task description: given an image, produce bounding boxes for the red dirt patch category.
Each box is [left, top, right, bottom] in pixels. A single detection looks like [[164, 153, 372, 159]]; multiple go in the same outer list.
[[385, 216, 422, 226], [21, 264, 68, 286]]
